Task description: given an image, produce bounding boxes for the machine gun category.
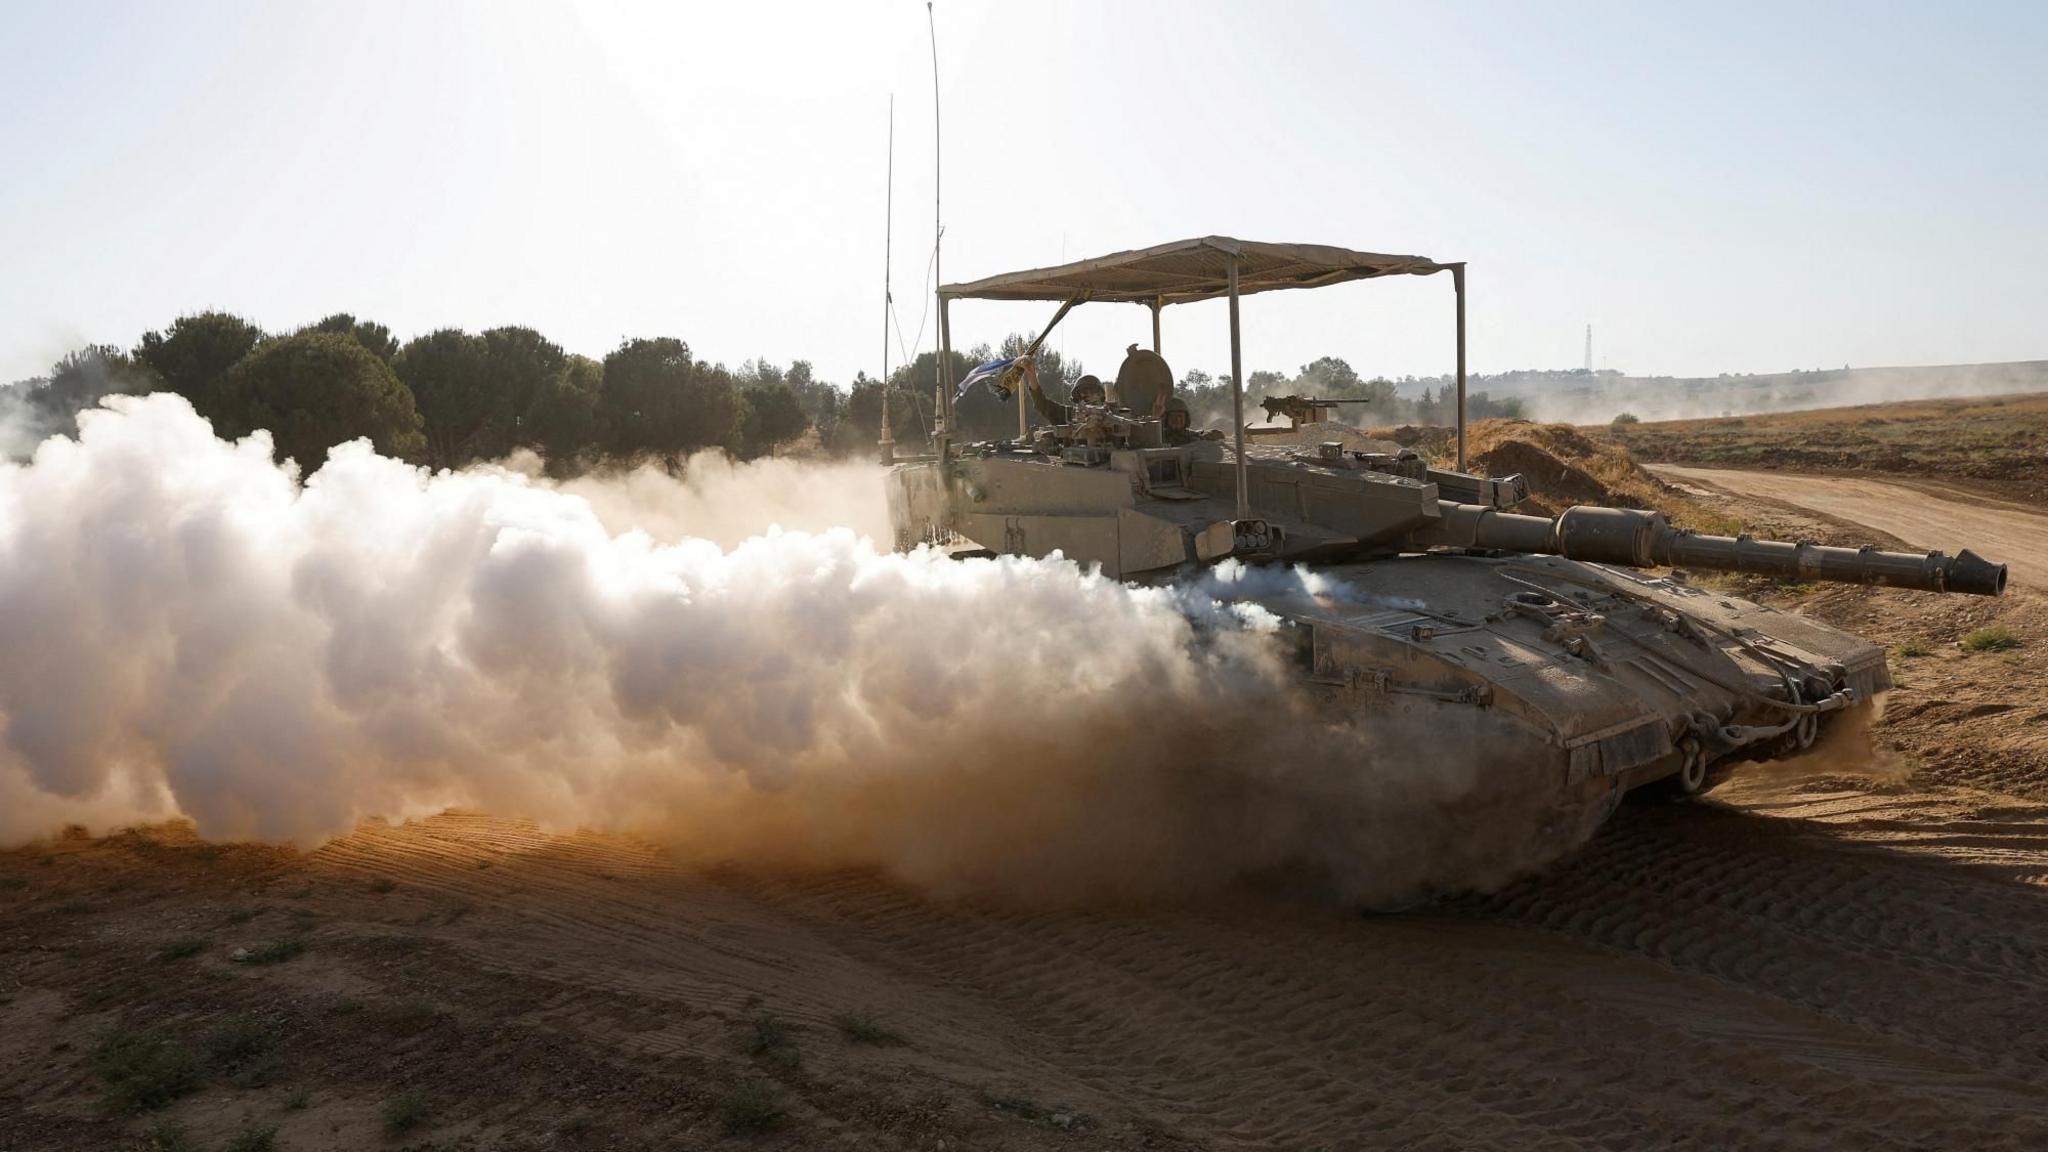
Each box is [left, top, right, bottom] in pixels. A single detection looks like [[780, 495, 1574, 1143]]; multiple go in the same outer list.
[[1259, 394, 1376, 427]]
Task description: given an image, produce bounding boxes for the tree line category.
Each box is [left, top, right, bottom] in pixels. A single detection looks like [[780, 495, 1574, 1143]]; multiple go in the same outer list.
[[1, 312, 1499, 474], [0, 312, 949, 474]]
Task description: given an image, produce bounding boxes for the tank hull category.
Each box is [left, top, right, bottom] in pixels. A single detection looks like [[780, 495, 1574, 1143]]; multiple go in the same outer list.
[[1225, 551, 1888, 810]]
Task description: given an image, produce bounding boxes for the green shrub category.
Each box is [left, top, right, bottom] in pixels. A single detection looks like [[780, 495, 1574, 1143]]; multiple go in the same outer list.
[[92, 1028, 203, 1113], [720, 1081, 783, 1134], [155, 935, 209, 962], [981, 1090, 1045, 1120], [223, 1125, 277, 1152], [1960, 626, 2020, 652], [205, 1017, 275, 1073], [143, 1119, 196, 1151], [376, 997, 441, 1037], [382, 1089, 429, 1135], [835, 1011, 906, 1046], [244, 938, 304, 965], [747, 1012, 799, 1069]]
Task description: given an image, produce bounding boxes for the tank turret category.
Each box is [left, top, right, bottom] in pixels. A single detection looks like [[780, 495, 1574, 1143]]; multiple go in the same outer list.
[[892, 431, 2007, 597]]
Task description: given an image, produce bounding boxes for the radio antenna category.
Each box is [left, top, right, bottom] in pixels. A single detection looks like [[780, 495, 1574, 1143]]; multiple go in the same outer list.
[[927, 0, 946, 435], [879, 95, 896, 463], [884, 96, 895, 385]]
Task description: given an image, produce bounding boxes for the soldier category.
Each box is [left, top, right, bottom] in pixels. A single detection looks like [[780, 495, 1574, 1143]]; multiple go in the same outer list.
[[1023, 360, 1105, 425], [1162, 396, 1223, 445]]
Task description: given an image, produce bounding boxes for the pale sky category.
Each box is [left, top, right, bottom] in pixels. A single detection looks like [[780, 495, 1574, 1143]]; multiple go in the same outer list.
[[2, 1, 2043, 389]]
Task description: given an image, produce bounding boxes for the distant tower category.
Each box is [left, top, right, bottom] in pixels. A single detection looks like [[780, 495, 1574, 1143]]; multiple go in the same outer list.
[[1584, 324, 1593, 373]]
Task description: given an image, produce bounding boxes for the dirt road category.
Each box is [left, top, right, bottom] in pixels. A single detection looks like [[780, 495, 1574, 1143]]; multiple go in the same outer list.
[[1651, 464, 2048, 586]]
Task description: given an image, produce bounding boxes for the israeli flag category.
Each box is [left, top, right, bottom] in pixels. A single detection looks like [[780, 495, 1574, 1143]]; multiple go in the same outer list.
[[955, 356, 1021, 401]]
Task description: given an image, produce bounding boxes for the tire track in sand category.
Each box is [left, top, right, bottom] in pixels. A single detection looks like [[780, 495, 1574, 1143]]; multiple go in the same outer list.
[[1467, 804, 2048, 1085], [304, 811, 2048, 1151], [713, 865, 2047, 1151]]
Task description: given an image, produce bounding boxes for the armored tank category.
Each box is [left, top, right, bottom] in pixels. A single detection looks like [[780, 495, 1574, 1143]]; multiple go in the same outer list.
[[886, 238, 2006, 810]]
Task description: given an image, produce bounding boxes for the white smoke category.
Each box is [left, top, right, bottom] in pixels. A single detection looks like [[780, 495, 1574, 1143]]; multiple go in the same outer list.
[[0, 394, 1589, 904], [491, 448, 893, 547], [0, 381, 64, 462]]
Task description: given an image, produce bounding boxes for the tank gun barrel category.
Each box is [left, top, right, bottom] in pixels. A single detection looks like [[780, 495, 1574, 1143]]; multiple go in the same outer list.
[[1426, 504, 2007, 596]]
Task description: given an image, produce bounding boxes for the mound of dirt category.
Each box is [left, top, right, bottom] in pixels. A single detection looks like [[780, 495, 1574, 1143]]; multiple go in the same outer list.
[[1470, 439, 1615, 513], [1374, 419, 1730, 529]]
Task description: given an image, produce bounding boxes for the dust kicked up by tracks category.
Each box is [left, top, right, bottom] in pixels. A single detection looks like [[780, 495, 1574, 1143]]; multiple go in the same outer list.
[[0, 394, 1596, 907]]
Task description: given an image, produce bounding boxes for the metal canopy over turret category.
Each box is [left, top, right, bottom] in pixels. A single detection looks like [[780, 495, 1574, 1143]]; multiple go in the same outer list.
[[938, 236, 1448, 305]]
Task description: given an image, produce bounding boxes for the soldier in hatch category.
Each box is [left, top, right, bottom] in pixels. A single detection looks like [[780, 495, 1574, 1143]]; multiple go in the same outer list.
[[1163, 396, 1226, 445], [1022, 361, 1105, 425]]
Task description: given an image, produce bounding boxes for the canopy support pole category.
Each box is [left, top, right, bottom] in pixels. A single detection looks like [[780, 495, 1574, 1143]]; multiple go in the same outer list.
[[1228, 257, 1247, 519], [1150, 299, 1162, 353], [880, 387, 894, 463], [1452, 262, 1467, 470], [937, 294, 954, 458]]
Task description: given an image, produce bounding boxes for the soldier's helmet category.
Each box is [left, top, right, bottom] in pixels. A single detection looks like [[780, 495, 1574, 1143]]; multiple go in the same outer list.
[[1071, 374, 1107, 405]]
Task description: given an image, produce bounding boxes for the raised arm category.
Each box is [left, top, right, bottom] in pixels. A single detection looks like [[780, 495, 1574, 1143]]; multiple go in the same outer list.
[[1023, 358, 1069, 425]]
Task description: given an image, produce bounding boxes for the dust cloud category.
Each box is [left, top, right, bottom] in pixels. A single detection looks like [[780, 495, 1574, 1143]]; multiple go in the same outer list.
[[1519, 360, 2048, 425], [1716, 694, 1911, 793], [492, 448, 893, 548], [0, 394, 1591, 906]]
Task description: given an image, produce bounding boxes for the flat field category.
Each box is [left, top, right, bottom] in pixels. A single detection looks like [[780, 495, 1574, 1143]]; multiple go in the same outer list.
[[1607, 390, 2048, 500]]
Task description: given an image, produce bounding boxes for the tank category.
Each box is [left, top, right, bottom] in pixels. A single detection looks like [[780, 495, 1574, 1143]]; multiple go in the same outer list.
[[896, 237, 2007, 818], [887, 416, 2006, 804]]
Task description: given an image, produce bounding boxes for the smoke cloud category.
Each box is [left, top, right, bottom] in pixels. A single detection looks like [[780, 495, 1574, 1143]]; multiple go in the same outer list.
[[492, 448, 894, 548], [1516, 361, 2048, 425], [0, 382, 55, 461], [0, 394, 1593, 905]]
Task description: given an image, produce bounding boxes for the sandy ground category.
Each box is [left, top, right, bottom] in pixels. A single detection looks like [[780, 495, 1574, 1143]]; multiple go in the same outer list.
[[6, 477, 2048, 1151], [7, 805, 2048, 1152]]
